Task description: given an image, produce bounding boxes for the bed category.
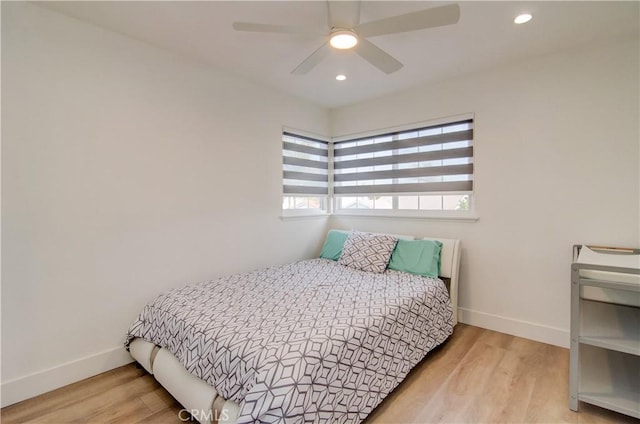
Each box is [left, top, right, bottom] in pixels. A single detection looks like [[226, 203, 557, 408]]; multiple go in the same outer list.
[[126, 231, 461, 424]]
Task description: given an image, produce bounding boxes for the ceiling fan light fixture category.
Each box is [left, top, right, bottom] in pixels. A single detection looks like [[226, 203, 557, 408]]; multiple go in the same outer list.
[[329, 30, 358, 50], [234, 3, 462, 75]]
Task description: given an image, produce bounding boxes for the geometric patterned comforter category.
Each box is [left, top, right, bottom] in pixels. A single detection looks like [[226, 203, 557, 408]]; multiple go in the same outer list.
[[125, 258, 453, 423]]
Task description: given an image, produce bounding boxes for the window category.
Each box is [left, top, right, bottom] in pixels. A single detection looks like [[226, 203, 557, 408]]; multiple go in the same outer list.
[[333, 118, 474, 216], [282, 132, 329, 214], [282, 117, 475, 219]]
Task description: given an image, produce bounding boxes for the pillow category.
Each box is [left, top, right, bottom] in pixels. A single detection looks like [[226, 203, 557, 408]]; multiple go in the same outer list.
[[338, 231, 398, 273], [388, 239, 443, 278], [319, 230, 349, 261]]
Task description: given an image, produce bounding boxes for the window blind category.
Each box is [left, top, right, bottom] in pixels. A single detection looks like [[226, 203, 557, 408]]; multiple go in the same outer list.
[[333, 119, 473, 196], [282, 132, 329, 196]]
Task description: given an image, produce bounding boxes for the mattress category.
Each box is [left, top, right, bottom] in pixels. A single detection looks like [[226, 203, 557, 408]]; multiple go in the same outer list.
[[577, 246, 640, 307], [126, 258, 453, 423]]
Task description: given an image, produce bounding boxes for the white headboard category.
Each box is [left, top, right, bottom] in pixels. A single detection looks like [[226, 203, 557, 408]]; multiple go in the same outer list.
[[421, 237, 461, 326]]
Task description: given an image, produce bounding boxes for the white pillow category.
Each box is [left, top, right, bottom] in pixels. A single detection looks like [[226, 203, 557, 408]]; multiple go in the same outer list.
[[338, 231, 398, 273]]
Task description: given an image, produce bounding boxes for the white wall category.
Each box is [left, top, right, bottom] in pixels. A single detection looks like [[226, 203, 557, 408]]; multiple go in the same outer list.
[[330, 36, 640, 347], [1, 3, 329, 406], [3, 0, 639, 408]]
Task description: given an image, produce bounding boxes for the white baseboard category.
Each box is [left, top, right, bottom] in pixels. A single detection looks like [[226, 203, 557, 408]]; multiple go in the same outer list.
[[1, 346, 133, 407], [458, 307, 569, 348]]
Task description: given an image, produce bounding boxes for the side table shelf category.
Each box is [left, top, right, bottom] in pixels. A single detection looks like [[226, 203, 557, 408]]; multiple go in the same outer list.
[[569, 245, 640, 419]]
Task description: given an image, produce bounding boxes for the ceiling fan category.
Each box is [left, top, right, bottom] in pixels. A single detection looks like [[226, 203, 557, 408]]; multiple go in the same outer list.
[[232, 1, 460, 75]]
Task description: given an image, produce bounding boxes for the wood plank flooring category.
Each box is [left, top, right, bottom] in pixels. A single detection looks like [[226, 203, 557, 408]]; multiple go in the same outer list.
[[2, 324, 637, 423]]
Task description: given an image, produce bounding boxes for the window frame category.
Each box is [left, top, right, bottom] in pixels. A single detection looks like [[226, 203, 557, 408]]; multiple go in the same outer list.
[[281, 114, 478, 221], [281, 128, 331, 219]]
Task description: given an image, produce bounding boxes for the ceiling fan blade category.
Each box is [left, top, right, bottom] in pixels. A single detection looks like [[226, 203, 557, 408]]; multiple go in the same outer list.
[[353, 38, 403, 74], [292, 43, 331, 75], [326, 0, 361, 29], [232, 22, 321, 35], [355, 3, 460, 38]]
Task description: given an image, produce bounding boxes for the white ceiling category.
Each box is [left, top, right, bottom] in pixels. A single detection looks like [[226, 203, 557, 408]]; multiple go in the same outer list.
[[37, 1, 639, 109]]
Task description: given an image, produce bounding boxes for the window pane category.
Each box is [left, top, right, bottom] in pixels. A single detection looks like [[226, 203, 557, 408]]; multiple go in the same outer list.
[[419, 195, 443, 210], [357, 196, 374, 209], [282, 195, 327, 210], [444, 194, 470, 211], [398, 196, 419, 210], [371, 196, 392, 209], [307, 198, 317, 208], [339, 197, 358, 209]]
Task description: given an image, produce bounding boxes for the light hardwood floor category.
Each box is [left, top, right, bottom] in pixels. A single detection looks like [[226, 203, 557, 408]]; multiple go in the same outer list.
[[2, 324, 637, 423]]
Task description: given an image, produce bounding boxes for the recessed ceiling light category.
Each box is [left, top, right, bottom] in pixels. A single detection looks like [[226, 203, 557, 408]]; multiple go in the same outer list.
[[514, 13, 533, 24], [330, 30, 358, 50], [336, 74, 347, 81]]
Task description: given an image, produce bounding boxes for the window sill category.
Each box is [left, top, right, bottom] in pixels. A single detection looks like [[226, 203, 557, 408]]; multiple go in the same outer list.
[[331, 211, 479, 223], [281, 210, 478, 222], [280, 212, 330, 221]]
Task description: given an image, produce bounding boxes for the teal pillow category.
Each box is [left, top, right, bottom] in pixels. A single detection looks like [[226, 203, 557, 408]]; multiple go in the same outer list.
[[388, 239, 443, 278], [319, 230, 349, 261]]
